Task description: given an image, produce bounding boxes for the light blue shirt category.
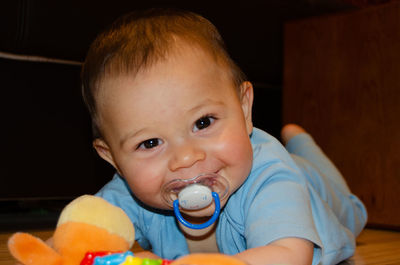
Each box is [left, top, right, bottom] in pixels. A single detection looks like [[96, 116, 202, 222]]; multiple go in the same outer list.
[[97, 128, 367, 265]]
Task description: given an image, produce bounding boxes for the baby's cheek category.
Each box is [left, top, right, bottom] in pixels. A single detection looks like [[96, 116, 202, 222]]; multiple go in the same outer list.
[[127, 177, 166, 209], [217, 132, 253, 169], [122, 162, 164, 196]]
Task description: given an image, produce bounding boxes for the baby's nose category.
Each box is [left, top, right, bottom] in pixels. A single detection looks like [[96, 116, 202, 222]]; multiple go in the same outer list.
[[168, 141, 206, 172]]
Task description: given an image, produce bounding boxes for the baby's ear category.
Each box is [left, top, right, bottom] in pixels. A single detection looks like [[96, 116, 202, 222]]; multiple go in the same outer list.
[[239, 81, 254, 134], [93, 139, 118, 169]]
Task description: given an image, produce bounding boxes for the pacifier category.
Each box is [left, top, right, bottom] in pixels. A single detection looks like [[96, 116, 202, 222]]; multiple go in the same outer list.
[[162, 173, 229, 229]]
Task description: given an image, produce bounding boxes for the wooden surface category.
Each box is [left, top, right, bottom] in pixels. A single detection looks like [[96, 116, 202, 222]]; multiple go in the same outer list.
[[1, 228, 400, 265], [341, 229, 400, 265], [283, 1, 400, 228]]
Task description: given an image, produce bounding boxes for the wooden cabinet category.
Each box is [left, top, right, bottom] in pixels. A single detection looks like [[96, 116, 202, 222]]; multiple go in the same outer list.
[[283, 2, 400, 228]]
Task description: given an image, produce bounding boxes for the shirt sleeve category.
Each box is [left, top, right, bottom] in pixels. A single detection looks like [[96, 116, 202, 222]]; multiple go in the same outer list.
[[244, 177, 323, 260]]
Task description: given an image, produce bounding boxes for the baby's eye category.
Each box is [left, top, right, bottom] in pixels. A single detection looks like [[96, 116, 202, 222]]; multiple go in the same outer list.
[[193, 115, 216, 132], [138, 138, 163, 150]]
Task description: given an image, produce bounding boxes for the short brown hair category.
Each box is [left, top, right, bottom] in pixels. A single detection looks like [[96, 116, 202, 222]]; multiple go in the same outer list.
[[81, 9, 246, 138]]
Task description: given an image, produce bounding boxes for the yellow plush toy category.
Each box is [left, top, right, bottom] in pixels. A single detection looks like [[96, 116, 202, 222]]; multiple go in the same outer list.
[[8, 195, 135, 265], [8, 195, 246, 265]]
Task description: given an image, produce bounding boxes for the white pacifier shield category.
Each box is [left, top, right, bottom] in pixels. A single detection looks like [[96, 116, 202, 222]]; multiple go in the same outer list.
[[178, 184, 213, 210]]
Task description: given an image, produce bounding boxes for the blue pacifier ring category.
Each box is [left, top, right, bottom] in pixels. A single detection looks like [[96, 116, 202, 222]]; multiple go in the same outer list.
[[173, 192, 220, 230]]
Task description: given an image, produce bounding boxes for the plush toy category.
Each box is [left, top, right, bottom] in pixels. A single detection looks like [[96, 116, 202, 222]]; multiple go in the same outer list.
[[8, 195, 246, 265], [8, 195, 135, 265]]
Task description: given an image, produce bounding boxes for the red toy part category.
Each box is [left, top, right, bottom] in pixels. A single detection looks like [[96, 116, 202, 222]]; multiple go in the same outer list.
[[80, 251, 121, 265]]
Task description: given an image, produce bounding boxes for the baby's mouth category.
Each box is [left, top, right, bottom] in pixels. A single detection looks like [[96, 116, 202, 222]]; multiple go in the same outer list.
[[161, 173, 229, 210], [161, 173, 229, 230]]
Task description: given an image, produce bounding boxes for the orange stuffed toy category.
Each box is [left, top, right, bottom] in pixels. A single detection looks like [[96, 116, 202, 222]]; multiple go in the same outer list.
[[8, 195, 246, 265], [8, 195, 135, 265]]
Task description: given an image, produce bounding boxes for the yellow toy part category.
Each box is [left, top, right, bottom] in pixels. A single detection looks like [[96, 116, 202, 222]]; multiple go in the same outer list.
[[8, 195, 135, 265]]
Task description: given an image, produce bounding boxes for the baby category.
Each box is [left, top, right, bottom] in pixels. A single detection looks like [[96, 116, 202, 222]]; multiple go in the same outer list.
[[81, 9, 367, 265]]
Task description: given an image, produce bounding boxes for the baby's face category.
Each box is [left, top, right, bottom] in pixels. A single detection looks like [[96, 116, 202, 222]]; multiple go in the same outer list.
[[95, 46, 254, 217]]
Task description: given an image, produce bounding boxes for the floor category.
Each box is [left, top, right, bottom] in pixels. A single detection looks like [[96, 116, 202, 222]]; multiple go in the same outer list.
[[0, 228, 399, 265], [339, 229, 400, 265]]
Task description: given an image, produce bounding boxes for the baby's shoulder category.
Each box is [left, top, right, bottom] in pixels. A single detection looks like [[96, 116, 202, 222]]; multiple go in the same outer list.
[[250, 128, 300, 174]]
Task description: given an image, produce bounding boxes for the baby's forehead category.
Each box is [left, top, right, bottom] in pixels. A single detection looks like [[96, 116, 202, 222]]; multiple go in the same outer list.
[[95, 44, 238, 114]]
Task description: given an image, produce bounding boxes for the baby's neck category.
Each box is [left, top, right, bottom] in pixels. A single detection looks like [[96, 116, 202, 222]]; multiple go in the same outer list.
[[178, 216, 219, 253]]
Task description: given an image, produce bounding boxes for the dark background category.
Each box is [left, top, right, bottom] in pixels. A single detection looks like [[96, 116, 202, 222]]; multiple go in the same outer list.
[[0, 0, 375, 229]]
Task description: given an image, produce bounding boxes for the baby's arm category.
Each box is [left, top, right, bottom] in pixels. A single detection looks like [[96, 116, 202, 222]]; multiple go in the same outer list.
[[235, 237, 313, 265]]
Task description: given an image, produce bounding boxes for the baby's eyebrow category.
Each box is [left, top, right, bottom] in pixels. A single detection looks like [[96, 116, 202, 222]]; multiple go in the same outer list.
[[119, 128, 146, 148], [187, 99, 225, 113]]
